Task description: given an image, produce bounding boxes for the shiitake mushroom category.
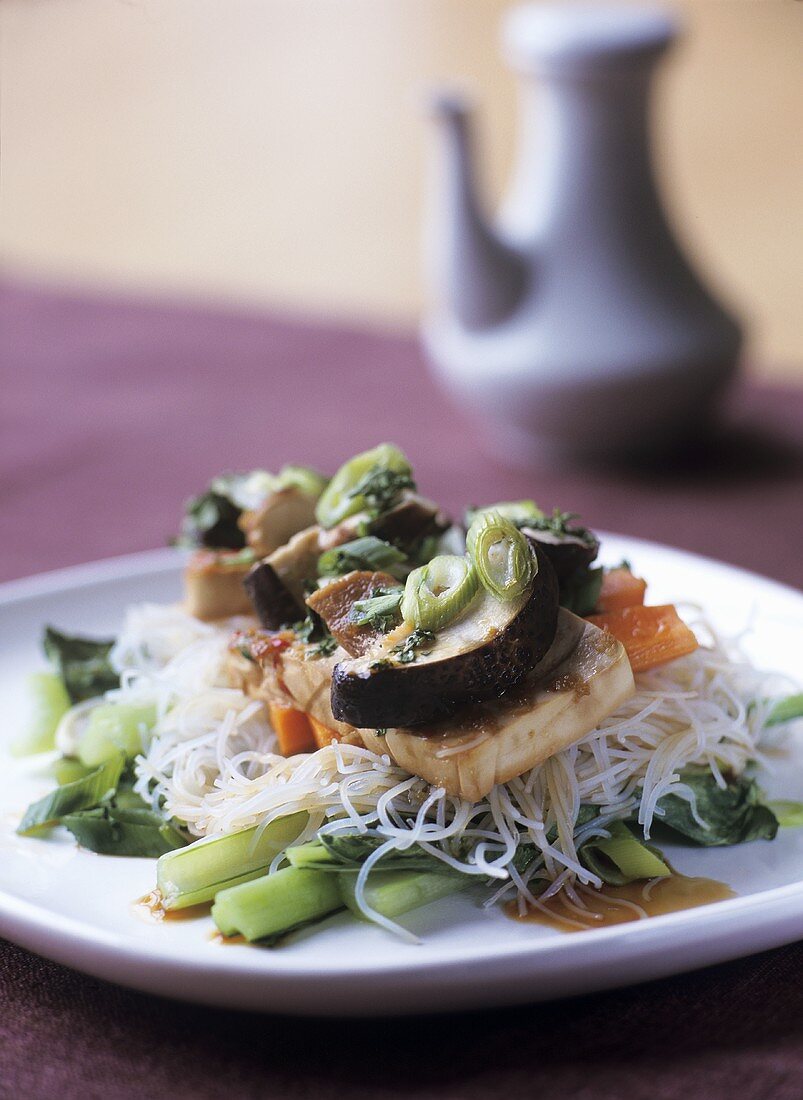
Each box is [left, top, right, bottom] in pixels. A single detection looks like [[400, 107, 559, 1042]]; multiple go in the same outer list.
[[330, 545, 559, 729]]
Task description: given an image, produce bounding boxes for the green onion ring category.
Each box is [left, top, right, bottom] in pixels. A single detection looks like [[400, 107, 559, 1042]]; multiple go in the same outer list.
[[400, 555, 479, 631], [466, 512, 535, 601]]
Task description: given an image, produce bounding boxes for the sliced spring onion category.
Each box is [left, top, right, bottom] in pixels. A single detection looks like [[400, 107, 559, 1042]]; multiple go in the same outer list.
[[466, 512, 535, 602], [315, 444, 411, 528], [338, 869, 469, 921], [17, 753, 125, 836], [400, 554, 479, 630], [212, 866, 343, 942], [11, 672, 71, 757], [465, 500, 543, 528], [276, 464, 328, 499], [156, 812, 308, 909], [77, 703, 156, 768], [579, 821, 671, 885], [317, 536, 407, 577]]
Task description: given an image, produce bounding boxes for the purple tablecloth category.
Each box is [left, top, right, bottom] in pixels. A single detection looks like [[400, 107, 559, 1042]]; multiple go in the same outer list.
[[1, 281, 802, 1099]]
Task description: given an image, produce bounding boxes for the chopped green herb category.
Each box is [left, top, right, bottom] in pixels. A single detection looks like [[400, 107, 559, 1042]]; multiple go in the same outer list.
[[391, 629, 436, 664], [347, 465, 415, 519], [526, 508, 596, 546], [308, 635, 338, 659], [350, 588, 404, 631]]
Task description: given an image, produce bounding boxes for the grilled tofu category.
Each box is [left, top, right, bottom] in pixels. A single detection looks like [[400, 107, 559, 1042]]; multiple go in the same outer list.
[[184, 550, 254, 620], [360, 612, 634, 801]]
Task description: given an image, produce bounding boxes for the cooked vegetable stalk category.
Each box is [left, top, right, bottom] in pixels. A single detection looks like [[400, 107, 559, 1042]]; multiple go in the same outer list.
[[338, 869, 469, 920], [77, 703, 156, 768], [465, 500, 543, 528], [401, 554, 479, 630], [156, 812, 308, 909], [466, 513, 534, 601], [579, 821, 670, 885], [212, 866, 343, 941], [11, 672, 71, 757], [768, 801, 803, 828], [17, 754, 125, 835]]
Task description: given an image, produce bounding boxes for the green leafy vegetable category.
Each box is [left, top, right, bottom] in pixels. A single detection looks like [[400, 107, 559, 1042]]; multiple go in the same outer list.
[[317, 536, 407, 578], [17, 754, 125, 835], [307, 635, 338, 659], [391, 629, 436, 664], [579, 821, 670, 885], [766, 693, 803, 727], [768, 801, 803, 828], [650, 768, 779, 846], [61, 806, 188, 858], [52, 757, 93, 786], [177, 489, 245, 550], [293, 611, 336, 657], [43, 626, 119, 704]]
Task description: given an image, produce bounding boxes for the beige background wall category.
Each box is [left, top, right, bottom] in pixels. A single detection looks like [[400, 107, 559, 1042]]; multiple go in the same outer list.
[[2, 0, 801, 378]]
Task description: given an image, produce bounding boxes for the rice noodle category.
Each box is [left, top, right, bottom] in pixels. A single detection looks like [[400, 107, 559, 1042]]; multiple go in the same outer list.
[[104, 602, 795, 928]]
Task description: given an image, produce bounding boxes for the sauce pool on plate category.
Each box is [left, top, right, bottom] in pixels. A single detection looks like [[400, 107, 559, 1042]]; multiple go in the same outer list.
[[508, 874, 735, 932]]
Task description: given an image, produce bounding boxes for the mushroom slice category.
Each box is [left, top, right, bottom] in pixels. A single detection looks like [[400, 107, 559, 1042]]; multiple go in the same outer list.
[[331, 545, 559, 730], [306, 571, 402, 657], [239, 486, 318, 558], [520, 526, 599, 582], [360, 611, 634, 802]]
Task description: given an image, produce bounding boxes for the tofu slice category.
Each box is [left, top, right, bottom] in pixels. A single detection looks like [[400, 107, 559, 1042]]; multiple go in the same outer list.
[[184, 551, 254, 620], [360, 612, 634, 801]]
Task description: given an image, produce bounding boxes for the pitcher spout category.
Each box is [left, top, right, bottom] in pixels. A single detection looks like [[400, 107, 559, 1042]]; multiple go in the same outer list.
[[426, 92, 528, 332]]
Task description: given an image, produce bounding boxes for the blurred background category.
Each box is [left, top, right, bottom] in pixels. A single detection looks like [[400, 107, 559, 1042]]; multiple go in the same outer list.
[[2, 0, 802, 379]]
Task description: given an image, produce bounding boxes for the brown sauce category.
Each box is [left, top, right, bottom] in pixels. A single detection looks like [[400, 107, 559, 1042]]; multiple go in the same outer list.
[[134, 889, 212, 923], [507, 874, 735, 932], [209, 932, 248, 945]]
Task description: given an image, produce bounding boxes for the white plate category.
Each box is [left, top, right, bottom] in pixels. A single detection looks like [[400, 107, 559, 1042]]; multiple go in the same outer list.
[[0, 538, 801, 1016]]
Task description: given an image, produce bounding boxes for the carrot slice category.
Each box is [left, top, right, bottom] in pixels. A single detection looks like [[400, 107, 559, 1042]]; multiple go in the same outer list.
[[307, 715, 366, 749], [595, 567, 647, 612], [587, 604, 698, 673], [268, 704, 316, 756]]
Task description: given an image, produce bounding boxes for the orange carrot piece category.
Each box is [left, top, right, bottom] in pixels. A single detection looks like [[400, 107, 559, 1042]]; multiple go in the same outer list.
[[308, 716, 342, 749], [268, 704, 316, 756], [587, 604, 698, 673], [595, 567, 647, 612]]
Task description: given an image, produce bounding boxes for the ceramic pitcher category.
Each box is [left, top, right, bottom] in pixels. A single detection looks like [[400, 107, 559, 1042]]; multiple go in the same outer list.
[[422, 3, 742, 462]]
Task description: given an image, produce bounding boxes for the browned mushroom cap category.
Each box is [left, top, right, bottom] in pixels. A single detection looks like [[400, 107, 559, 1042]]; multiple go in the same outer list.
[[520, 527, 599, 582], [306, 571, 402, 657], [331, 545, 560, 729]]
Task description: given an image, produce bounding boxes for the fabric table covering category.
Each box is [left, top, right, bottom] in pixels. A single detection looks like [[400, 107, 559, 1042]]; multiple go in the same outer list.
[[1, 281, 802, 1099]]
